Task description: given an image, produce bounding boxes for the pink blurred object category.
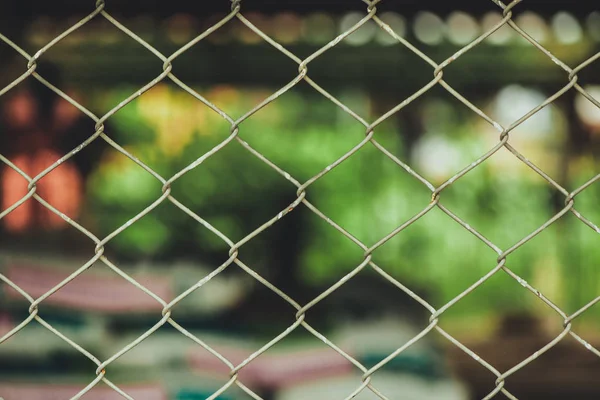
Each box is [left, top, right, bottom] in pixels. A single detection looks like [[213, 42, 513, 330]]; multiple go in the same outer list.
[[0, 383, 167, 400], [4, 263, 172, 313], [0, 313, 14, 337], [188, 345, 353, 390]]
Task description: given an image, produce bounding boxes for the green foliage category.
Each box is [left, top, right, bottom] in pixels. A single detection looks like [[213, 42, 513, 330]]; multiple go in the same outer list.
[[85, 85, 599, 321]]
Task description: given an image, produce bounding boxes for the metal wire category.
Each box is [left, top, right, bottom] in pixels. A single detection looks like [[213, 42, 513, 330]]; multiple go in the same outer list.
[[1, 0, 600, 399]]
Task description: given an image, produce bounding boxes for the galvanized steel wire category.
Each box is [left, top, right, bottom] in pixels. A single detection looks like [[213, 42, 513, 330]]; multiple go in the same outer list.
[[1, 0, 600, 399]]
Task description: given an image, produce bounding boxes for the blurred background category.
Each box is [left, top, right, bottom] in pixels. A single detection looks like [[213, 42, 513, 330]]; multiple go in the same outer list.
[[1, 0, 600, 399]]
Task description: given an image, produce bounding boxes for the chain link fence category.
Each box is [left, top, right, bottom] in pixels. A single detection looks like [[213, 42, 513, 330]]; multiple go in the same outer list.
[[1, 0, 600, 399]]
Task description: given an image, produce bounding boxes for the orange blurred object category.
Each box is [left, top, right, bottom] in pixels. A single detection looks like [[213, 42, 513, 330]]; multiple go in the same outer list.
[[1, 149, 83, 233], [1, 155, 31, 232]]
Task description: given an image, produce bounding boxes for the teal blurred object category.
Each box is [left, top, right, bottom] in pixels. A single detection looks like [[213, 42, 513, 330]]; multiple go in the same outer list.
[[176, 390, 234, 400]]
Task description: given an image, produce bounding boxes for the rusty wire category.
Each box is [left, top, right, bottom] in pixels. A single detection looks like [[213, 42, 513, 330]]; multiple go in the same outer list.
[[1, 0, 600, 399]]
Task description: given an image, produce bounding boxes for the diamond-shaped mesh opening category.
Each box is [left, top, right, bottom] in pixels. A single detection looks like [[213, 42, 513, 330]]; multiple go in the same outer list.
[[306, 143, 432, 244], [373, 206, 503, 317], [209, 87, 369, 183], [439, 149, 567, 248], [310, 24, 435, 100], [170, 15, 300, 89], [28, 15, 167, 91], [301, 266, 431, 331]]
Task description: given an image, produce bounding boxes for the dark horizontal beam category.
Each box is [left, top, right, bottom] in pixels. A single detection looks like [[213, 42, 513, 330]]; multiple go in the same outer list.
[[28, 42, 598, 95], [1, 0, 597, 19]]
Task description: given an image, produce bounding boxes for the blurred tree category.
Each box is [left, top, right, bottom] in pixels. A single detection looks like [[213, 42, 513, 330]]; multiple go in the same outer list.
[[85, 83, 598, 326]]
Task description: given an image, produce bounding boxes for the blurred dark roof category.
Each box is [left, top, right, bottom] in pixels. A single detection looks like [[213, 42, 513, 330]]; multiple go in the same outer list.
[[1, 0, 596, 94], [0, 0, 596, 18]]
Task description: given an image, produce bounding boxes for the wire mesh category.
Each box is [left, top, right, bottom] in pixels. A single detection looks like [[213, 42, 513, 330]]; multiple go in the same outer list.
[[1, 0, 600, 399]]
